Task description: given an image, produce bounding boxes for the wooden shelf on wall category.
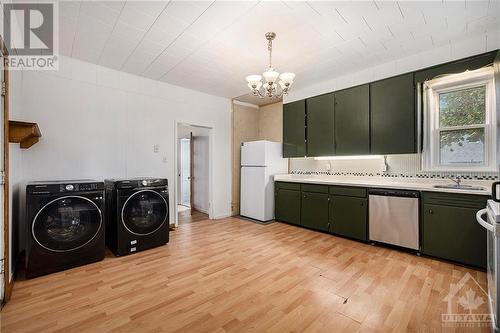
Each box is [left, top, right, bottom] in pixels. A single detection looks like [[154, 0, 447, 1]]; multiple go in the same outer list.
[[9, 121, 41, 149]]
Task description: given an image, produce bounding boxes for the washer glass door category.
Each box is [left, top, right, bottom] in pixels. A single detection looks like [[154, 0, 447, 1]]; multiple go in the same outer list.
[[32, 196, 102, 252], [122, 190, 168, 235]]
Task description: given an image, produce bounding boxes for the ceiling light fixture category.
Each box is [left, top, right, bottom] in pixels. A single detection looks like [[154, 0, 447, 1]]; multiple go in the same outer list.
[[246, 32, 295, 99]]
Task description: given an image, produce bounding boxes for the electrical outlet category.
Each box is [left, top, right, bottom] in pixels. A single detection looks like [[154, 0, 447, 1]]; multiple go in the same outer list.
[[153, 145, 159, 153]]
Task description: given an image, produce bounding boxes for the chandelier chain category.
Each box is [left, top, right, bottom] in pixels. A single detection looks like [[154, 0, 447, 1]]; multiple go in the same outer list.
[[268, 39, 273, 69]]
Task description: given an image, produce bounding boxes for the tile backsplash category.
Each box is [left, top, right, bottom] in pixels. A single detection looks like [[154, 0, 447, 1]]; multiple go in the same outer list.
[[289, 154, 499, 180]]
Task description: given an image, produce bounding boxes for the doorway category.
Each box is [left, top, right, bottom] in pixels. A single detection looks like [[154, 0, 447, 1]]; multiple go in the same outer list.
[[176, 123, 211, 225]]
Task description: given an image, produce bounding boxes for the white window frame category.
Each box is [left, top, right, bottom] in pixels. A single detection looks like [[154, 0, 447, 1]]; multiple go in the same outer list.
[[422, 67, 497, 172]]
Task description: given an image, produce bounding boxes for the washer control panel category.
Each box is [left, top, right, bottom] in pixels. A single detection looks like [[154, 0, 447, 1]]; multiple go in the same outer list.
[[59, 182, 103, 192], [27, 181, 104, 194]]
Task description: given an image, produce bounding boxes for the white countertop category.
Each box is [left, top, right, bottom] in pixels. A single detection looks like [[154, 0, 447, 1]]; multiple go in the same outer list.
[[274, 174, 495, 196]]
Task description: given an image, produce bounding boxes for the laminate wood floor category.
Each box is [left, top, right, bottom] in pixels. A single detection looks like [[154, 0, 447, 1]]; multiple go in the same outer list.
[[178, 209, 209, 224], [0, 217, 489, 333]]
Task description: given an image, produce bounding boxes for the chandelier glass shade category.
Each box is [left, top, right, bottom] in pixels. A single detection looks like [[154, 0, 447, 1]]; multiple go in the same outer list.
[[246, 32, 295, 98]]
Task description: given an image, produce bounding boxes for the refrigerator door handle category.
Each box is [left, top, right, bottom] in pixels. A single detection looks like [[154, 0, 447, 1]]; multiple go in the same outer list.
[[476, 208, 494, 232]]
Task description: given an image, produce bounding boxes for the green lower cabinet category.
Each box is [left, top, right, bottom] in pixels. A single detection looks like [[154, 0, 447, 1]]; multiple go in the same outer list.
[[422, 203, 486, 268], [275, 188, 301, 225], [301, 192, 329, 232], [329, 195, 367, 241]]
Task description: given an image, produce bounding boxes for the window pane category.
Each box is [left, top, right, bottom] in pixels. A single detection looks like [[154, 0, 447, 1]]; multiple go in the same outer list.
[[440, 128, 485, 165], [439, 86, 485, 127]]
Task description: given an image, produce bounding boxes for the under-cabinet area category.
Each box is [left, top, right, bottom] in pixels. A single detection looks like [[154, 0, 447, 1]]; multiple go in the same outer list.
[[275, 180, 489, 269]]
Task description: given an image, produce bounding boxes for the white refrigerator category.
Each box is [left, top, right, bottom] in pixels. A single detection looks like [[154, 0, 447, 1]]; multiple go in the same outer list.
[[240, 140, 288, 222]]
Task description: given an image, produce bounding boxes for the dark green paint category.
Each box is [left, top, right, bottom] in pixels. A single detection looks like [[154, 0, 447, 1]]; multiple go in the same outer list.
[[370, 73, 416, 154], [275, 188, 301, 226], [330, 195, 367, 241], [275, 181, 300, 191], [334, 85, 370, 155], [301, 191, 329, 232], [306, 93, 335, 156], [329, 186, 366, 198], [301, 183, 329, 194], [414, 51, 497, 83], [421, 192, 488, 268], [283, 100, 306, 158]]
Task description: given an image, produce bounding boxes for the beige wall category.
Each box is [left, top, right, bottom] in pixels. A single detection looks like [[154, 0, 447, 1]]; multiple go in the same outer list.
[[258, 102, 283, 142], [231, 103, 259, 215], [231, 101, 283, 215]]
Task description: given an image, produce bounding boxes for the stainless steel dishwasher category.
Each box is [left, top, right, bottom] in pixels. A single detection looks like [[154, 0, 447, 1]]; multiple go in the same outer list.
[[369, 189, 420, 250]]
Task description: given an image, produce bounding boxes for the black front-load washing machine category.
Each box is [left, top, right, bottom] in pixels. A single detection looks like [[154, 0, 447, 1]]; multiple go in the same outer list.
[[24, 180, 105, 278], [105, 178, 169, 256]]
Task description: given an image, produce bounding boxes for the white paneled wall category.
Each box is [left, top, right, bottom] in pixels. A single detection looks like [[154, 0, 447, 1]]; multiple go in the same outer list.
[[11, 55, 232, 226]]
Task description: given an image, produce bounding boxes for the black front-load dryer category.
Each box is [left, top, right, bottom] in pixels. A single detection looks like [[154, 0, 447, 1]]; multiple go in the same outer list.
[[24, 180, 105, 278], [105, 178, 169, 256]]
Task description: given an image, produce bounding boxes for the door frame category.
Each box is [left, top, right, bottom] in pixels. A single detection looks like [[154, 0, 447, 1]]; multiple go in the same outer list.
[[178, 137, 191, 208], [174, 121, 214, 226], [1, 36, 12, 304]]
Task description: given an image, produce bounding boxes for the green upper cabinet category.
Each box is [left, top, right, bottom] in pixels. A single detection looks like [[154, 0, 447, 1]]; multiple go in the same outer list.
[[370, 73, 416, 154], [306, 93, 335, 157], [334, 85, 370, 155], [283, 100, 306, 157]]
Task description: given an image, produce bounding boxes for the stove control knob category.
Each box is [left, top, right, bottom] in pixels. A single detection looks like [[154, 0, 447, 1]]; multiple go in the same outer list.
[[142, 180, 148, 186], [65, 184, 74, 191]]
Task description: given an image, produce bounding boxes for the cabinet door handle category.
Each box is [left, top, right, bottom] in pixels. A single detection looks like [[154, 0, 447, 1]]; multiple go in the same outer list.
[[429, 209, 433, 214]]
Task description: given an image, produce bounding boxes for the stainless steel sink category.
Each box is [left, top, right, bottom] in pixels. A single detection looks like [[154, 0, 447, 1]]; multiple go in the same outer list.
[[433, 184, 486, 191]]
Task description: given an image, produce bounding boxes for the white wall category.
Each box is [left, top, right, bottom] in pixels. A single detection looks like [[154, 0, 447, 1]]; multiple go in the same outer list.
[[11, 56, 232, 237], [285, 32, 500, 103]]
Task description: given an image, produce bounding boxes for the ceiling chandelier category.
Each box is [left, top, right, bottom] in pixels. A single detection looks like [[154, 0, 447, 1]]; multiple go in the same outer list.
[[246, 32, 295, 99]]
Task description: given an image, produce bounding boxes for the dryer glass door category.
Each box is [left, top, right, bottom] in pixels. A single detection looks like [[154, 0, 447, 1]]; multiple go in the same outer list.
[[32, 196, 102, 252], [121, 190, 168, 235]]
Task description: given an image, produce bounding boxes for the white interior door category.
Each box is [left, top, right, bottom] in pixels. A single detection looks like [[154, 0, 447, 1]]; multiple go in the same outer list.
[[192, 135, 209, 213], [179, 138, 191, 207]]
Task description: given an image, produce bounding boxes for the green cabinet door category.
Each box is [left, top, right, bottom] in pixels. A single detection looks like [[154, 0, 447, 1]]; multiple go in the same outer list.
[[283, 100, 306, 157], [301, 192, 329, 232], [334, 85, 370, 155], [275, 188, 301, 225], [330, 196, 367, 241], [370, 73, 416, 154], [306, 93, 335, 156], [422, 204, 486, 268]]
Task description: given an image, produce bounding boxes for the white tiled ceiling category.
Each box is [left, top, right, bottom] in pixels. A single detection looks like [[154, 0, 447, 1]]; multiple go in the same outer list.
[[58, 0, 500, 98]]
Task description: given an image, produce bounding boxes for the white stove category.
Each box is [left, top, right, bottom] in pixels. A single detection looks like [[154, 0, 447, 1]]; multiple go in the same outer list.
[[477, 194, 500, 332]]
